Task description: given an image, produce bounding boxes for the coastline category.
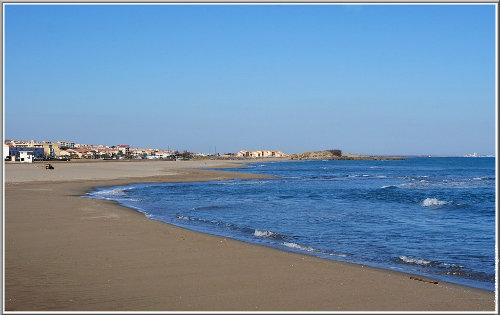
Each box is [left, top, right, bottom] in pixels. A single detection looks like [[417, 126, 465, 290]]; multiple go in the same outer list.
[[4, 160, 496, 311]]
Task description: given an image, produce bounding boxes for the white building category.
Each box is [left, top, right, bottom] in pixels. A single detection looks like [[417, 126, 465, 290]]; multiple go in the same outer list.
[[236, 150, 288, 158], [58, 141, 75, 149], [117, 145, 130, 154], [3, 144, 11, 160], [19, 151, 34, 163]]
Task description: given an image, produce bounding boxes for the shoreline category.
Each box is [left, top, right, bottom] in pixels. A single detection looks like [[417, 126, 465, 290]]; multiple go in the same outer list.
[[86, 180, 493, 293], [4, 160, 496, 311]]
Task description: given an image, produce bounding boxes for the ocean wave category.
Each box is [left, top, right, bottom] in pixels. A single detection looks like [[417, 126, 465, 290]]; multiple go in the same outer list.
[[396, 256, 492, 282], [282, 242, 316, 252], [91, 187, 131, 197], [397, 256, 464, 269], [328, 252, 347, 258], [472, 177, 495, 181], [441, 262, 465, 269], [381, 183, 413, 189], [280, 241, 347, 257], [213, 182, 239, 186], [345, 174, 388, 179], [254, 229, 285, 239], [398, 256, 432, 266], [389, 180, 492, 190], [421, 198, 450, 207], [246, 180, 273, 185], [381, 185, 396, 189]]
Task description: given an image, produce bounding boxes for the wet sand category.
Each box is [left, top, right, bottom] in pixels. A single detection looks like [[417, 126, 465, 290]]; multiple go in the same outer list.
[[3, 160, 496, 311]]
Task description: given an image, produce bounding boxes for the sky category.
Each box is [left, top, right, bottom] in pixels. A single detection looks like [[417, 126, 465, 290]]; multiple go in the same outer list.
[[4, 4, 497, 156]]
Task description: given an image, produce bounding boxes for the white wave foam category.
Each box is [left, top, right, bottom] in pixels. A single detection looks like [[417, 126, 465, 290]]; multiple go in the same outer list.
[[400, 256, 431, 265], [472, 177, 494, 181], [254, 229, 277, 238], [421, 198, 450, 207], [442, 262, 465, 268], [282, 242, 315, 252], [215, 182, 239, 186], [329, 253, 347, 258], [92, 187, 130, 197], [382, 183, 409, 189]]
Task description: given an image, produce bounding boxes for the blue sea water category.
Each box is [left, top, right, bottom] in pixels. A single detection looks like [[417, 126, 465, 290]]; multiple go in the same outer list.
[[86, 157, 496, 291]]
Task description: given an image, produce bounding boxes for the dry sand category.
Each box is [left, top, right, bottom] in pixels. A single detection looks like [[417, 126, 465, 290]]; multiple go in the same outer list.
[[3, 160, 496, 311]]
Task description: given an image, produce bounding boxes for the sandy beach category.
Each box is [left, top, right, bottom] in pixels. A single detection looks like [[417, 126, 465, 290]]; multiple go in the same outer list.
[[3, 160, 496, 311]]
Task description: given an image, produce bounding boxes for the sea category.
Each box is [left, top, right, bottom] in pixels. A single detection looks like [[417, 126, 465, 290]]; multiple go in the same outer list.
[[86, 157, 496, 291]]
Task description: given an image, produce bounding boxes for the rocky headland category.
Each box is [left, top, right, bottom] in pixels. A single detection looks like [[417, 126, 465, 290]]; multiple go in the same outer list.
[[290, 150, 404, 161]]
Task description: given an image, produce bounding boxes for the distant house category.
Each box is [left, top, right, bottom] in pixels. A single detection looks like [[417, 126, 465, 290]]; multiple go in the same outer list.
[[57, 141, 75, 149], [19, 151, 35, 163], [117, 145, 130, 154], [59, 150, 71, 158], [96, 148, 119, 158], [236, 150, 288, 158], [74, 148, 96, 159]]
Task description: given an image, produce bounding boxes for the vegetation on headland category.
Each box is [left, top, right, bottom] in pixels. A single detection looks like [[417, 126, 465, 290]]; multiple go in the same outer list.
[[290, 150, 404, 161]]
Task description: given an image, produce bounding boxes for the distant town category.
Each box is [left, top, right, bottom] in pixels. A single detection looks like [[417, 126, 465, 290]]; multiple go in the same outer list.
[[3, 139, 289, 163], [3, 139, 493, 163]]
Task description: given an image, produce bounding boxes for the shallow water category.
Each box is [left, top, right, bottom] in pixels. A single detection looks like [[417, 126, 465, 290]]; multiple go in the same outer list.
[[86, 157, 496, 291]]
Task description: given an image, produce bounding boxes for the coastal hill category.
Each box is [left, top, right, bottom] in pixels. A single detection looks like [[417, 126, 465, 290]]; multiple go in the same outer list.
[[290, 150, 403, 160]]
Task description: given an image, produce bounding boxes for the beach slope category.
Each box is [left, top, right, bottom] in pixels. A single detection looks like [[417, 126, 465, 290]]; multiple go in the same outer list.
[[3, 160, 496, 311]]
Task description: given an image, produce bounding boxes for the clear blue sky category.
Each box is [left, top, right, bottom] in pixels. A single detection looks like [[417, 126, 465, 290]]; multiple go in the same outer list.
[[4, 4, 496, 155]]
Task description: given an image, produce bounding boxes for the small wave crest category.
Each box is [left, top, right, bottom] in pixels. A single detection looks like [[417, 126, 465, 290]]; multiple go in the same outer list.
[[396, 256, 492, 282], [472, 177, 495, 181], [254, 229, 285, 239], [282, 242, 316, 252], [397, 256, 464, 269], [280, 241, 347, 258], [421, 198, 450, 207], [398, 255, 432, 266], [381, 185, 397, 189], [91, 187, 131, 197]]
